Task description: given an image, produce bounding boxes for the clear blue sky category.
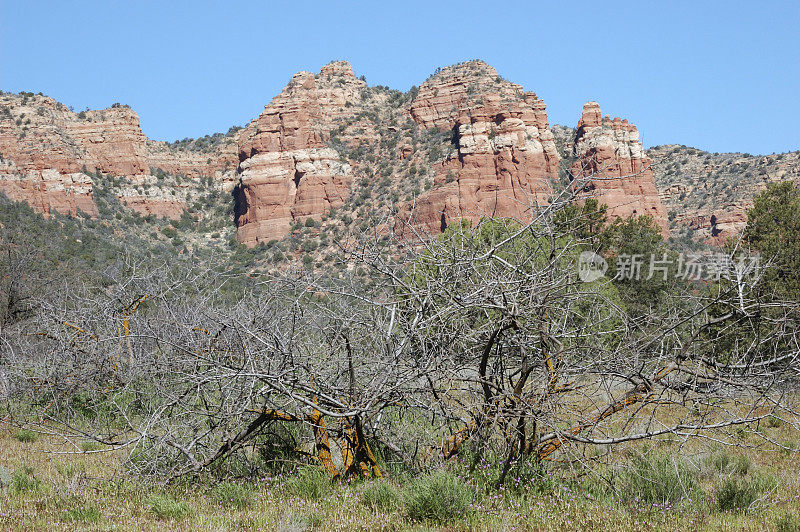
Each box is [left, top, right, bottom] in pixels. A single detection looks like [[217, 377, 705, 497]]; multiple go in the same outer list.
[[1, 1, 798, 154]]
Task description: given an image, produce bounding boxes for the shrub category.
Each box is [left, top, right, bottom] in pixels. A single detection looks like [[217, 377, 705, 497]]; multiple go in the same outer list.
[[403, 470, 473, 523], [360, 481, 400, 512], [715, 475, 774, 512], [13, 429, 38, 443], [716, 478, 758, 511], [767, 415, 784, 428], [708, 451, 750, 476], [619, 453, 699, 505], [147, 494, 192, 520], [213, 481, 254, 509], [0, 466, 11, 488], [286, 467, 330, 501], [11, 466, 40, 494]]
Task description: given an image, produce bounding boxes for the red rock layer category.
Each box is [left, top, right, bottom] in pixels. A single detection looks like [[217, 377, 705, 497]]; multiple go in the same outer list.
[[397, 67, 561, 237], [145, 141, 238, 181], [234, 62, 364, 245], [0, 93, 236, 218], [0, 162, 98, 217], [571, 102, 669, 234]]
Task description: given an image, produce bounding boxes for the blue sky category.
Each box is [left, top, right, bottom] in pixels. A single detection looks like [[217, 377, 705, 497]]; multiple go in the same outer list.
[[1, 1, 798, 154]]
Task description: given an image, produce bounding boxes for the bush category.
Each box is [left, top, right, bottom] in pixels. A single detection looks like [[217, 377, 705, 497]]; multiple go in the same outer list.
[[715, 475, 773, 512], [11, 466, 40, 494], [619, 453, 699, 505], [0, 466, 10, 488], [213, 481, 254, 509], [13, 429, 38, 443], [286, 467, 331, 501], [708, 451, 750, 476], [403, 470, 473, 523], [360, 481, 400, 512], [767, 415, 785, 428], [147, 494, 192, 520]]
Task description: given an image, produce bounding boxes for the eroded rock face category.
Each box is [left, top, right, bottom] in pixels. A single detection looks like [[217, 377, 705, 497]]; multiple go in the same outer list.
[[234, 62, 364, 245], [0, 160, 98, 217], [409, 60, 527, 130], [397, 64, 561, 237], [0, 93, 237, 219], [571, 102, 669, 234]]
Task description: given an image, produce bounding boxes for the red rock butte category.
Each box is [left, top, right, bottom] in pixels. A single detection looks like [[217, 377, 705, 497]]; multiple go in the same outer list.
[[570, 102, 669, 235]]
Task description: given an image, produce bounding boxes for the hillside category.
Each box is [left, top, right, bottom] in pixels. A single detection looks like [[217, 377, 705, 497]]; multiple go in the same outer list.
[[1, 60, 798, 264]]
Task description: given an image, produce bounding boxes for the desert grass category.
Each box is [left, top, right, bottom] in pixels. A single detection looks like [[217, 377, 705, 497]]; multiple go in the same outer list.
[[1, 419, 800, 531]]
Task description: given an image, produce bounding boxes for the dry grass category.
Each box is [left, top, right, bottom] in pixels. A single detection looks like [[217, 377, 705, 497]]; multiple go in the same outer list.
[[1, 419, 800, 531]]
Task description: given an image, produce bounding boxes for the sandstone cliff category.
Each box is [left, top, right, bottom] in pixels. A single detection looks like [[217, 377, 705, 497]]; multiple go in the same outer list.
[[5, 61, 788, 256], [570, 102, 669, 234], [0, 92, 237, 220], [233, 62, 364, 245], [396, 61, 561, 237]]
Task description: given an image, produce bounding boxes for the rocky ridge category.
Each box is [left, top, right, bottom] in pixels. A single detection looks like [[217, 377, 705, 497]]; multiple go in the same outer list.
[[649, 145, 800, 244], [2, 60, 794, 259], [0, 92, 237, 220]]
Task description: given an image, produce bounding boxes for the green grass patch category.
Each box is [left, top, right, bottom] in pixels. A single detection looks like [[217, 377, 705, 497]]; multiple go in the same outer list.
[[285, 467, 331, 501], [403, 470, 474, 523], [776, 512, 800, 532], [11, 465, 41, 494], [360, 480, 400, 512], [62, 505, 101, 523], [13, 429, 38, 443], [147, 494, 192, 520], [79, 440, 103, 452], [213, 481, 254, 509], [619, 453, 700, 506], [715, 474, 776, 512], [708, 450, 751, 476]]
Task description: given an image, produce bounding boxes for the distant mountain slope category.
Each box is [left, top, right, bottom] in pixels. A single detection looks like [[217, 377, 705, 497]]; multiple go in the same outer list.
[[1, 60, 796, 258]]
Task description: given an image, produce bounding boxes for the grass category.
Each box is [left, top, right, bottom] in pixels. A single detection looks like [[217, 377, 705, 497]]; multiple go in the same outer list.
[[1, 421, 800, 530], [213, 481, 254, 509], [12, 429, 37, 443], [285, 466, 331, 501], [403, 470, 474, 523], [147, 494, 192, 520], [79, 440, 103, 452], [61, 504, 101, 523], [360, 480, 401, 512], [776, 512, 800, 532], [618, 452, 700, 505]]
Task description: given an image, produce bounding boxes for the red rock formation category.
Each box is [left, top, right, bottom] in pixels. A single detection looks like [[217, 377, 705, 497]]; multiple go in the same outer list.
[[0, 93, 236, 218], [0, 160, 98, 217], [234, 62, 364, 245], [397, 66, 560, 237], [145, 140, 238, 181], [571, 102, 669, 234], [409, 60, 526, 130]]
